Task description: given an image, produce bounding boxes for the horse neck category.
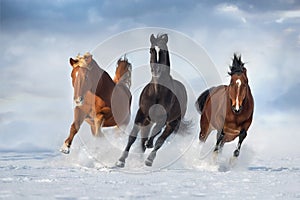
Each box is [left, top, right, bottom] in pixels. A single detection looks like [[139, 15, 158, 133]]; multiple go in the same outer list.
[[118, 72, 131, 89], [151, 71, 174, 95], [88, 63, 107, 94], [244, 84, 253, 106]]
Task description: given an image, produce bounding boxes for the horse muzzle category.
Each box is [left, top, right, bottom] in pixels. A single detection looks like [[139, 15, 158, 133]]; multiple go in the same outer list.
[[232, 105, 242, 114], [151, 65, 161, 78], [74, 96, 84, 106]]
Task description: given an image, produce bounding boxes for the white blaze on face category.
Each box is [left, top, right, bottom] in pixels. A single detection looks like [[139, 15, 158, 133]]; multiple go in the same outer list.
[[75, 71, 79, 78], [235, 79, 241, 111], [155, 46, 160, 61]]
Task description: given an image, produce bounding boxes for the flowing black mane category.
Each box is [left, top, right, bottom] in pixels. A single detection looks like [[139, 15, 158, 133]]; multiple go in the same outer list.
[[228, 54, 245, 76]]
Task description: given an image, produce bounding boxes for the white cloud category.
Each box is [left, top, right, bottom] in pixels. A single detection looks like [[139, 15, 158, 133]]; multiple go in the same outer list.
[[87, 8, 103, 24], [215, 3, 247, 23], [276, 9, 300, 23], [217, 4, 239, 13]]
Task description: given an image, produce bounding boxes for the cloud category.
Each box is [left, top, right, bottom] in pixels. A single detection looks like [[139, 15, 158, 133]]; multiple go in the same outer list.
[[87, 8, 103, 24], [217, 3, 239, 12], [275, 9, 300, 23]]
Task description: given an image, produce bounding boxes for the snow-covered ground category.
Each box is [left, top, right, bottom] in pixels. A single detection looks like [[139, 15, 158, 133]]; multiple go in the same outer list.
[[1, 123, 299, 199]]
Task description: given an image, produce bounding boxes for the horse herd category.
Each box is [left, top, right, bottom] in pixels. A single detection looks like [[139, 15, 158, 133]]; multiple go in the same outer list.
[[60, 33, 254, 167]]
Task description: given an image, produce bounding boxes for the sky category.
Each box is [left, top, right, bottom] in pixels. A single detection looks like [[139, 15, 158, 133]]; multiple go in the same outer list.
[[0, 0, 300, 156]]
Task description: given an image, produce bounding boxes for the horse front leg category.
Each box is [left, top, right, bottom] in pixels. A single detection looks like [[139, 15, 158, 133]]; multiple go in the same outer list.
[[60, 107, 85, 154], [116, 109, 145, 168], [145, 122, 164, 148], [145, 120, 177, 166], [116, 124, 140, 168], [140, 120, 151, 153], [214, 130, 225, 153], [94, 114, 104, 137], [233, 129, 247, 157], [94, 106, 112, 136], [211, 130, 225, 162]]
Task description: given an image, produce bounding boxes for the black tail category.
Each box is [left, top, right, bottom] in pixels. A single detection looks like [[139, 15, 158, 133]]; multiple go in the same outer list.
[[175, 118, 193, 134], [195, 87, 215, 114]]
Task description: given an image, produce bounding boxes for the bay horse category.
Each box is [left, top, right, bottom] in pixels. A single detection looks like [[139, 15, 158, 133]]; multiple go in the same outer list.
[[116, 34, 188, 167], [60, 53, 132, 154], [195, 54, 254, 158]]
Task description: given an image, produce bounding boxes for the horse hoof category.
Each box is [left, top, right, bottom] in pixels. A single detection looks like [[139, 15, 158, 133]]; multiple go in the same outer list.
[[233, 150, 240, 157], [60, 143, 70, 154], [145, 159, 153, 167], [115, 160, 125, 168], [145, 143, 153, 149], [60, 147, 70, 154]]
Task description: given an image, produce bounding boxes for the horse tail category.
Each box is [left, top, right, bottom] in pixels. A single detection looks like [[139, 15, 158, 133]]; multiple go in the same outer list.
[[195, 87, 215, 114], [174, 118, 193, 135]]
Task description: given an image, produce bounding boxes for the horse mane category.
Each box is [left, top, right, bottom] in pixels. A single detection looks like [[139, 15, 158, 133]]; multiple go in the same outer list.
[[228, 53, 245, 76], [115, 56, 132, 89]]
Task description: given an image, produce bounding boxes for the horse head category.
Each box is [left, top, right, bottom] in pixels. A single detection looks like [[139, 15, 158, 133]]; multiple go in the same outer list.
[[113, 56, 132, 89], [228, 54, 249, 114], [150, 33, 170, 78], [70, 52, 97, 106]]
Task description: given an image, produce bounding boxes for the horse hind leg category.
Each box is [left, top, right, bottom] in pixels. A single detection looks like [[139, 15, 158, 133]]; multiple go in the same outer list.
[[94, 114, 104, 137]]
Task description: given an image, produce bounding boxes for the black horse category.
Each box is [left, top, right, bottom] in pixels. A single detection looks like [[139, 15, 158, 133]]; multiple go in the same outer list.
[[116, 34, 188, 167]]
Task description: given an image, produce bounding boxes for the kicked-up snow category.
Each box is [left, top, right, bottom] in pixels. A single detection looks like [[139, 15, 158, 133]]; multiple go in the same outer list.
[[1, 124, 299, 199]]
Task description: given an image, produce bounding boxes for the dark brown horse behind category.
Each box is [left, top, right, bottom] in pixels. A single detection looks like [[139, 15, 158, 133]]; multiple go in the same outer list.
[[116, 34, 188, 167], [195, 54, 254, 158], [60, 53, 132, 154]]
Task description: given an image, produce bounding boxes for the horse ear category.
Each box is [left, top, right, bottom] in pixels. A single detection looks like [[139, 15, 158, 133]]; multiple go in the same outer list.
[[117, 58, 122, 65], [243, 67, 247, 75], [162, 34, 168, 44], [69, 58, 77, 68], [150, 34, 156, 45]]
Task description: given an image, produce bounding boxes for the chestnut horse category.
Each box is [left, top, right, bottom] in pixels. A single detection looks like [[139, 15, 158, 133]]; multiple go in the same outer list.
[[60, 53, 132, 154], [195, 54, 254, 158], [116, 34, 188, 167]]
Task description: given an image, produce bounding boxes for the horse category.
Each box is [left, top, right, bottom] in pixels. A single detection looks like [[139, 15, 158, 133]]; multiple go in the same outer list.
[[116, 34, 188, 167], [195, 54, 254, 159], [60, 53, 132, 154]]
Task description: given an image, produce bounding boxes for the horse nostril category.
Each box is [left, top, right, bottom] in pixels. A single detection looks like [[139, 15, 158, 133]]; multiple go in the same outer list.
[[74, 96, 84, 106], [232, 105, 242, 114]]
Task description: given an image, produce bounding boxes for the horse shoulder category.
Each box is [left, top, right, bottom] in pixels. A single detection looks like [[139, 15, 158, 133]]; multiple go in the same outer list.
[[141, 83, 156, 97]]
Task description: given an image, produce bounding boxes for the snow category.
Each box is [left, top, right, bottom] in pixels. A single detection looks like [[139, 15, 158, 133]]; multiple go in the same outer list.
[[1, 124, 300, 199], [1, 151, 299, 199]]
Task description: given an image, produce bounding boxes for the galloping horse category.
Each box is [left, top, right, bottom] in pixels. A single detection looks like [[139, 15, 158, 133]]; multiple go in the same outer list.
[[195, 54, 254, 158], [116, 34, 188, 167], [60, 53, 132, 154]]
